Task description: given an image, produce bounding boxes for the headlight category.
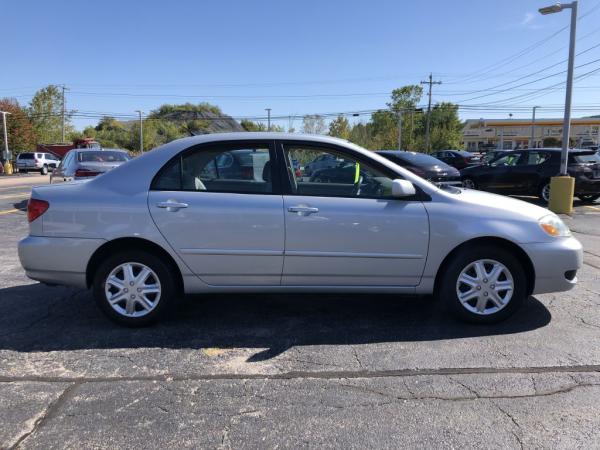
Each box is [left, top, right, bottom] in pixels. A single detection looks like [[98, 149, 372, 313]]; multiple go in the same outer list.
[[539, 214, 571, 237]]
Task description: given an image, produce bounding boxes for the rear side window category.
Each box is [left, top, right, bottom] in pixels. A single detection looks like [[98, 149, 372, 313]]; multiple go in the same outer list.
[[521, 151, 550, 165], [152, 145, 273, 194]]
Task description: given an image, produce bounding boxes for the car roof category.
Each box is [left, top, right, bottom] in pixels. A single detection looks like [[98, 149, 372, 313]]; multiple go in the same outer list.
[[74, 148, 128, 153]]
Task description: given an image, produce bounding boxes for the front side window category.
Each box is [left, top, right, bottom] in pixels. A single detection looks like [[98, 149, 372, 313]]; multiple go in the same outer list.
[[490, 153, 521, 167], [283, 145, 395, 199], [152, 145, 273, 194]]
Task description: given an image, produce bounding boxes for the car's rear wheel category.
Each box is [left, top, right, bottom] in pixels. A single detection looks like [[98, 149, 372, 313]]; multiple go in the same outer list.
[[462, 178, 476, 189], [538, 182, 551, 203], [578, 194, 600, 203], [437, 245, 527, 323], [41, 165, 48, 175], [93, 250, 177, 326]]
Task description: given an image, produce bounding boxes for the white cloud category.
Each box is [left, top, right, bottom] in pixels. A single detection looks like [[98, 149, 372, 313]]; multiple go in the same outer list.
[[521, 12, 536, 25]]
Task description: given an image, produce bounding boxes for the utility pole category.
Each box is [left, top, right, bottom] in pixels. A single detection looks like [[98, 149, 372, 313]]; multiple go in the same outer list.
[[397, 110, 403, 150], [265, 108, 271, 131], [420, 73, 442, 152], [530, 106, 539, 148], [135, 110, 144, 153], [1, 111, 11, 160], [61, 85, 68, 143]]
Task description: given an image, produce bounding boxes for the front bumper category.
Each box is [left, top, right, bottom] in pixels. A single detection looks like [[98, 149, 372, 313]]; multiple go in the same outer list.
[[574, 176, 600, 195], [18, 235, 106, 288], [521, 236, 583, 295]]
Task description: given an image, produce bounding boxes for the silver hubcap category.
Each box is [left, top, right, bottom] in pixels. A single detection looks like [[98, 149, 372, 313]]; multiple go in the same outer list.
[[456, 259, 514, 315], [542, 184, 551, 202], [104, 262, 161, 318], [463, 179, 475, 189]]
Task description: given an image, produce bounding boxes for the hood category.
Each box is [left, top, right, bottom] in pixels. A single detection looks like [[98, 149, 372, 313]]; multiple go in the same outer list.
[[451, 188, 551, 221]]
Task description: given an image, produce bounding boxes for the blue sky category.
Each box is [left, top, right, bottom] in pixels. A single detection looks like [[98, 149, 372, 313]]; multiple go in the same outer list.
[[3, 0, 600, 130]]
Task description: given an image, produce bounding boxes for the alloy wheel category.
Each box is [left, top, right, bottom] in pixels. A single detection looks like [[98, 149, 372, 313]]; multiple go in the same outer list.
[[541, 184, 551, 202], [455, 259, 514, 315], [104, 262, 161, 318], [462, 178, 476, 189]]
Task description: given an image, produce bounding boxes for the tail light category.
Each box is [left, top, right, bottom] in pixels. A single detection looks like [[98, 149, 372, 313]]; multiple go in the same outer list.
[[27, 198, 49, 223], [75, 168, 101, 178]]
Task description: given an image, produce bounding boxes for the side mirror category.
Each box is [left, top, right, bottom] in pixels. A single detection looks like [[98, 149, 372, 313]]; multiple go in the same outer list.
[[392, 179, 416, 198]]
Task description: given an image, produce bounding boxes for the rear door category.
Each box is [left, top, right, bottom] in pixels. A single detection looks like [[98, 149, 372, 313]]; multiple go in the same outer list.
[[148, 140, 285, 286], [279, 142, 429, 287], [512, 151, 552, 193]]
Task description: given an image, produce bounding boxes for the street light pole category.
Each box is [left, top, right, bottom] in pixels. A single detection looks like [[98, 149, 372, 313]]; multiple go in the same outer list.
[[539, 1, 578, 213], [61, 85, 68, 143], [397, 110, 403, 150], [1, 111, 11, 159], [265, 108, 271, 131], [530, 106, 539, 149], [135, 110, 143, 153]]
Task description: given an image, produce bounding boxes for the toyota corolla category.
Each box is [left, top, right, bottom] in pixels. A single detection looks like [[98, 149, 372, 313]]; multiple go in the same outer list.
[[19, 133, 582, 326]]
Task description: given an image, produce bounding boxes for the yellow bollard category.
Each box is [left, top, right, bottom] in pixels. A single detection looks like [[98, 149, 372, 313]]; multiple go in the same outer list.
[[3, 160, 13, 175], [548, 176, 574, 215]]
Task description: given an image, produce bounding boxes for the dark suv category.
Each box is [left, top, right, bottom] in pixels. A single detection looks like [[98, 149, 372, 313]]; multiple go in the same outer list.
[[460, 148, 600, 203]]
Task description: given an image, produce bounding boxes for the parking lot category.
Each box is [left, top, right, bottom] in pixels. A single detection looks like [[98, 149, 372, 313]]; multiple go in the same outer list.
[[1, 174, 599, 448]]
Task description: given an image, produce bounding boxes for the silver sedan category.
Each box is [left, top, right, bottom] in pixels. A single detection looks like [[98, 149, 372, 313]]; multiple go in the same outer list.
[[50, 148, 130, 183], [19, 133, 582, 326]]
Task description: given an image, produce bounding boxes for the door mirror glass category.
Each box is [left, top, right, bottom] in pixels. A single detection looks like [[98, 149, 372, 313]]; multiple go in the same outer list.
[[392, 179, 416, 198]]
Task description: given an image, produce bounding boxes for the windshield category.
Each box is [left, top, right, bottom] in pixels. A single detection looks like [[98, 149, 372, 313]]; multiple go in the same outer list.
[[78, 151, 129, 163], [571, 152, 600, 163]]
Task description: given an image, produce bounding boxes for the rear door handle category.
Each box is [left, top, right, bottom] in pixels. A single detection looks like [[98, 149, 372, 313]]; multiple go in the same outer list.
[[156, 201, 189, 212], [287, 206, 319, 215]]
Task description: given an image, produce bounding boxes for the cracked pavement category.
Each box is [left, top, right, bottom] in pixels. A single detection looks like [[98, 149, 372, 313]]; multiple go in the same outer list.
[[0, 176, 599, 448]]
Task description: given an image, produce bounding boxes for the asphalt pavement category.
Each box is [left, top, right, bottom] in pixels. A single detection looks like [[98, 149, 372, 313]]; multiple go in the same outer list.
[[0, 174, 599, 449]]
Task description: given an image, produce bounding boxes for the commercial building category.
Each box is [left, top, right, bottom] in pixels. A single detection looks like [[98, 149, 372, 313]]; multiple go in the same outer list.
[[462, 117, 600, 151]]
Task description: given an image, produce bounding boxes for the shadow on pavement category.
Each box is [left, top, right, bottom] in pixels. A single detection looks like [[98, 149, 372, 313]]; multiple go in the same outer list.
[[0, 283, 551, 361]]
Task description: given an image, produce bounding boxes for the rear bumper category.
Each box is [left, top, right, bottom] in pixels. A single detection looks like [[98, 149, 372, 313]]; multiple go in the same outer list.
[[18, 235, 105, 288], [521, 236, 583, 295]]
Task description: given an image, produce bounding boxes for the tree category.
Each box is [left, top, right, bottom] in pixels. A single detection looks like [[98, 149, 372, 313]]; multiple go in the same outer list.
[[428, 103, 463, 151], [387, 85, 423, 113], [302, 115, 326, 134], [28, 85, 72, 143], [240, 119, 283, 132], [0, 98, 37, 153], [328, 115, 350, 139]]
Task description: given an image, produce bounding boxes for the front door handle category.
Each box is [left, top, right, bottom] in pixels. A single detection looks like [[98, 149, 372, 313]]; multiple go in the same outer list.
[[287, 205, 319, 215], [156, 200, 189, 212]]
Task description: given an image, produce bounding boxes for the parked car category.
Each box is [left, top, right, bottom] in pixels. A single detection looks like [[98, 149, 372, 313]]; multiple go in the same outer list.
[[460, 148, 600, 203], [376, 150, 461, 186], [432, 150, 479, 169], [303, 153, 345, 177], [50, 149, 130, 183], [15, 152, 60, 175], [19, 133, 581, 327]]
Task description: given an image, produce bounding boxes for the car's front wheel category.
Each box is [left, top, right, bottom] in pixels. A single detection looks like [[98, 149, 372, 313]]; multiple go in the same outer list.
[[462, 178, 476, 189], [437, 245, 527, 323], [93, 250, 178, 326]]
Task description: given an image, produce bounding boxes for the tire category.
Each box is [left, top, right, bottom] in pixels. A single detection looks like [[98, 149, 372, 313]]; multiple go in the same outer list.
[[93, 250, 178, 326], [578, 194, 600, 203], [41, 165, 48, 175], [436, 245, 527, 324], [538, 181, 551, 203], [462, 178, 476, 189]]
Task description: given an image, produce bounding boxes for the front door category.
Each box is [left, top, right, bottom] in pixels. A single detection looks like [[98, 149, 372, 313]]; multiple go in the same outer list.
[[279, 143, 429, 286], [148, 141, 285, 286]]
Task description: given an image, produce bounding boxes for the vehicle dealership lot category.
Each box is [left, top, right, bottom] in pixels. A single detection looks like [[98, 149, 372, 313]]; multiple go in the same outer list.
[[1, 176, 599, 448]]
